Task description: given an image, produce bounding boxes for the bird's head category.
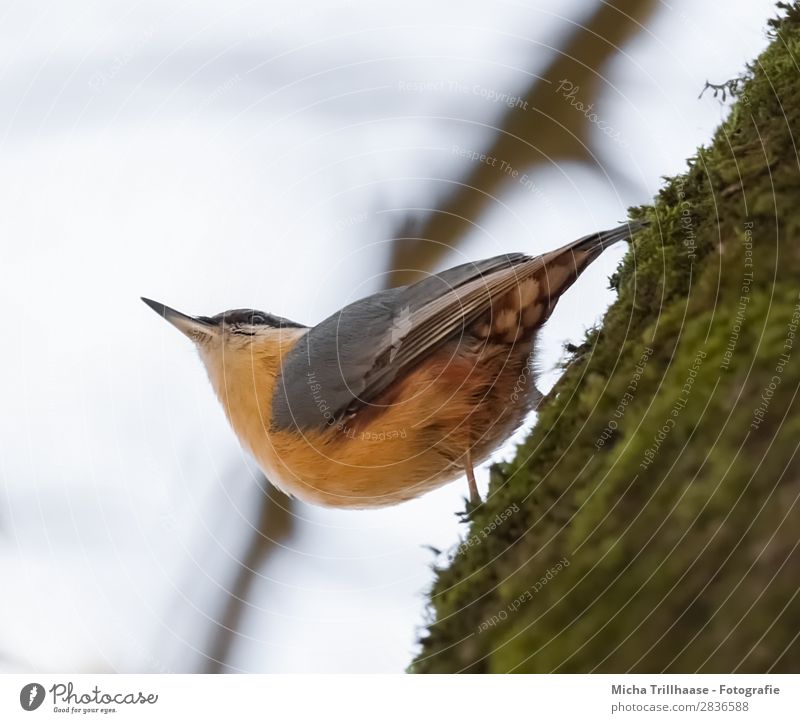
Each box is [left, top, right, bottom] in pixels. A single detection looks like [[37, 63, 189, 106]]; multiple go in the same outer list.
[[141, 297, 307, 400]]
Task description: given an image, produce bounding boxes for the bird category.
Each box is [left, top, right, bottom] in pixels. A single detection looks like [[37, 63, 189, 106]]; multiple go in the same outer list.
[[143, 220, 646, 510]]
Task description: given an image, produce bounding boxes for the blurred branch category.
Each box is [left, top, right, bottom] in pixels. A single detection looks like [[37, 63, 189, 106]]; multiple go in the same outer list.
[[201, 482, 294, 674], [197, 0, 658, 674], [387, 0, 658, 286]]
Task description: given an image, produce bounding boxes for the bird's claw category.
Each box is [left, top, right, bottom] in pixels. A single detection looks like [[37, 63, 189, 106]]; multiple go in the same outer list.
[[456, 495, 481, 522]]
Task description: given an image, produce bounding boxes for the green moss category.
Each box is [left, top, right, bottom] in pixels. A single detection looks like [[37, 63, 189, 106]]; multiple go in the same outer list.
[[412, 2, 800, 673]]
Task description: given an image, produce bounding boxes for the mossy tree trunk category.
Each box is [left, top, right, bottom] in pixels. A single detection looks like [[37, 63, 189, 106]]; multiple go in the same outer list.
[[412, 3, 800, 673]]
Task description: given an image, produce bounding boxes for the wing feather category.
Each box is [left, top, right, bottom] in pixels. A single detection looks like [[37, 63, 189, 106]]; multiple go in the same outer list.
[[271, 222, 644, 430]]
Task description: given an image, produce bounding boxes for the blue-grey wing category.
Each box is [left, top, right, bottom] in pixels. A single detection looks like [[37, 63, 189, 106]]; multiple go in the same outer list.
[[270, 221, 645, 431], [270, 252, 534, 431]]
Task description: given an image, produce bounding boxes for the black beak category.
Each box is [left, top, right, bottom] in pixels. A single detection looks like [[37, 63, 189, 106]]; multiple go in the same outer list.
[[141, 297, 217, 341]]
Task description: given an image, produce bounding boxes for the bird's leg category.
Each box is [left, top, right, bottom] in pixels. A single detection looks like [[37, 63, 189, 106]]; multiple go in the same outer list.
[[465, 446, 481, 506]]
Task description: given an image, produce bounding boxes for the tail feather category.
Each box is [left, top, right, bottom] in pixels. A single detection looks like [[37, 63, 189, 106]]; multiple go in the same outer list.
[[521, 218, 649, 328], [570, 219, 649, 255]]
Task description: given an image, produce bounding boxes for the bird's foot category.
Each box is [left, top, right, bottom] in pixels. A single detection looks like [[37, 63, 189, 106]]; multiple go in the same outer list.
[[456, 494, 481, 523], [461, 445, 481, 519]]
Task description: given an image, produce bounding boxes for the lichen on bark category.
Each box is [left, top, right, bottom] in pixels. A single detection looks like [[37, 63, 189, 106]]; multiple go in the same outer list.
[[412, 2, 800, 673]]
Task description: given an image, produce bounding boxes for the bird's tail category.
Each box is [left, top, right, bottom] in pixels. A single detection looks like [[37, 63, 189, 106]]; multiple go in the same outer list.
[[569, 219, 649, 255]]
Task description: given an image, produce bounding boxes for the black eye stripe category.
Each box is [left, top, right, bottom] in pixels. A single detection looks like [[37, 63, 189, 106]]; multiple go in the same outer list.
[[211, 309, 305, 329]]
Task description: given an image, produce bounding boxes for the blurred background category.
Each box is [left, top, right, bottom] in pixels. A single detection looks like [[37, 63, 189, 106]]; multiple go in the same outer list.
[[0, 0, 778, 672]]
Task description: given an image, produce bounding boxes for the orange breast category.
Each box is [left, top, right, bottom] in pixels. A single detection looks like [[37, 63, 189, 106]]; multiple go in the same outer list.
[[263, 332, 539, 508]]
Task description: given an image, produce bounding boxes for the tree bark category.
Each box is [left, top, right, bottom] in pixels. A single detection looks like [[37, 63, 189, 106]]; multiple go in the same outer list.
[[412, 2, 800, 673]]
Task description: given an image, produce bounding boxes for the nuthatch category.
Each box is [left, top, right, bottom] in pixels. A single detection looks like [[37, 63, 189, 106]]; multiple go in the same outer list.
[[143, 221, 645, 509]]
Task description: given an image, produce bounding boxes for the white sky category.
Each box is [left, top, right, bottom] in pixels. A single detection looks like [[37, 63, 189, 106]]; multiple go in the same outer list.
[[0, 0, 778, 672]]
